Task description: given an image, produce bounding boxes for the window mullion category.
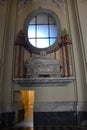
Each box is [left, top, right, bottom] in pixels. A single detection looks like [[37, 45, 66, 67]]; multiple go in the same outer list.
[[35, 16, 37, 47], [48, 16, 50, 47], [27, 13, 58, 49]]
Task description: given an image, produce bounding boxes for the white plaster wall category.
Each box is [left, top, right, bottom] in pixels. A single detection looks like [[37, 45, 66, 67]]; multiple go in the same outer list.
[[34, 85, 75, 102], [77, 0, 87, 62], [66, 0, 87, 101], [76, 0, 87, 83]]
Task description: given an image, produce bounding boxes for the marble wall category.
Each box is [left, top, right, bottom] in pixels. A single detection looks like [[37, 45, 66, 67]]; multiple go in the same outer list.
[[34, 102, 77, 126], [34, 102, 87, 126]]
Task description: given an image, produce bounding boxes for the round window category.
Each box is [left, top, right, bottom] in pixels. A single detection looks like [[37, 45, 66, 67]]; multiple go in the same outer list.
[[24, 9, 61, 53]]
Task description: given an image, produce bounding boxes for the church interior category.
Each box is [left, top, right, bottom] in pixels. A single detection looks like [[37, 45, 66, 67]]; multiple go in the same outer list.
[[0, 0, 87, 129]]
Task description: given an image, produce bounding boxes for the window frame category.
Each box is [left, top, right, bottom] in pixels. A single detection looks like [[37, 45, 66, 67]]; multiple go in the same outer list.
[[24, 9, 61, 54]]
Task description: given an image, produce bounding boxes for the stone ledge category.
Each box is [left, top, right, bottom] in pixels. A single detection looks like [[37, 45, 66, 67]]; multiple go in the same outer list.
[[13, 77, 75, 87]]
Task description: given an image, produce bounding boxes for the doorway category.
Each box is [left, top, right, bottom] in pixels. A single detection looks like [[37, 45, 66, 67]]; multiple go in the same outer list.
[[21, 90, 35, 121]]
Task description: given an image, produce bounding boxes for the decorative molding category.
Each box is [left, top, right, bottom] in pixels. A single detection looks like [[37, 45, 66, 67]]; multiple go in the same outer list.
[[18, 0, 66, 14], [34, 102, 75, 112], [13, 77, 75, 87], [0, 0, 6, 5], [52, 0, 66, 11], [18, 0, 33, 14], [40, 0, 66, 11]]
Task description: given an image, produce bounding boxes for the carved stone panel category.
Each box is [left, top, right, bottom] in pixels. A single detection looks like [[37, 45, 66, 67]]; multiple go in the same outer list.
[[25, 57, 62, 78]]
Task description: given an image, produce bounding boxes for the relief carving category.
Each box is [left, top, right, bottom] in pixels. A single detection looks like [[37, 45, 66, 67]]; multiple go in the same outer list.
[[25, 57, 62, 78], [52, 0, 66, 11], [18, 0, 66, 14]]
